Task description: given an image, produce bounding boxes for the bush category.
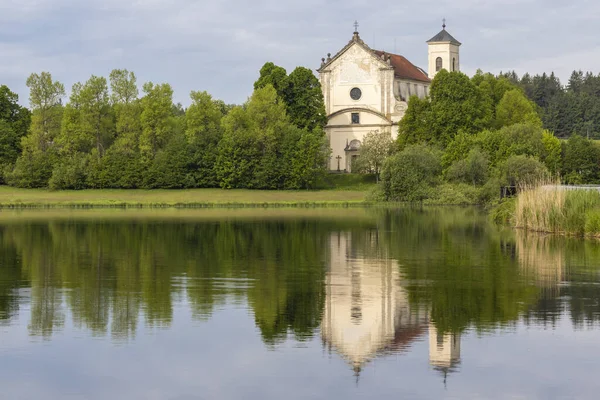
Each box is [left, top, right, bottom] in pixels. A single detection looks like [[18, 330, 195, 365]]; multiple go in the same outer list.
[[446, 148, 489, 185], [496, 155, 549, 187], [381, 144, 442, 202], [49, 152, 89, 190], [425, 183, 480, 205], [5, 150, 54, 188]]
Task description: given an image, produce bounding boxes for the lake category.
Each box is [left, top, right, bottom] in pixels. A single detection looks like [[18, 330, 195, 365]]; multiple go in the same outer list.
[[1, 208, 599, 399]]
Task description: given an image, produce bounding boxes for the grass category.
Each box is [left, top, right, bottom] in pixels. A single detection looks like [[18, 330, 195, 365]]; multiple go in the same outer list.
[[504, 183, 600, 237], [0, 186, 374, 209]]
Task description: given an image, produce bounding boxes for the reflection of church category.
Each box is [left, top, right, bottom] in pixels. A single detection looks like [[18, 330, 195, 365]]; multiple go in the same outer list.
[[321, 231, 461, 376]]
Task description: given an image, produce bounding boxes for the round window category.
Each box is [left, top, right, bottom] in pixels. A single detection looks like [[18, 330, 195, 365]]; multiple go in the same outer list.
[[350, 87, 362, 101]]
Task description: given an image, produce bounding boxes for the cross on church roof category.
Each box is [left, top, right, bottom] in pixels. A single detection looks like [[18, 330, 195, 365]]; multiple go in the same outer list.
[[442, 18, 446, 29], [353, 20, 359, 33]]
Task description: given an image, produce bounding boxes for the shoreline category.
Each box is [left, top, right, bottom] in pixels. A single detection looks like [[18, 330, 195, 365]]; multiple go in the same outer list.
[[0, 186, 374, 209]]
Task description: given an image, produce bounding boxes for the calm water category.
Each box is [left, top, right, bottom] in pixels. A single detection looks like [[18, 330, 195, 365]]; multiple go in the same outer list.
[[1, 208, 600, 399]]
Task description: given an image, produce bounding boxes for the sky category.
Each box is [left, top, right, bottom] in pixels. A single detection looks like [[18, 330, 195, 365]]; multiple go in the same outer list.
[[1, 0, 599, 107]]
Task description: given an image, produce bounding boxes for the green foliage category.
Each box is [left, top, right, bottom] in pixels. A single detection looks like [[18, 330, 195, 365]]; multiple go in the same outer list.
[[381, 144, 442, 201], [541, 131, 562, 175], [49, 152, 89, 190], [496, 89, 542, 128], [476, 123, 545, 167], [446, 148, 489, 185], [0, 85, 31, 161], [0, 120, 20, 170], [496, 155, 550, 187], [185, 91, 223, 187], [5, 146, 54, 188], [7, 72, 64, 187], [441, 131, 475, 170], [562, 135, 600, 184], [397, 96, 432, 146], [143, 132, 194, 189], [353, 130, 393, 180], [216, 85, 327, 190], [424, 183, 480, 205], [428, 70, 492, 144], [254, 62, 289, 96], [140, 82, 174, 159], [285, 67, 327, 131]]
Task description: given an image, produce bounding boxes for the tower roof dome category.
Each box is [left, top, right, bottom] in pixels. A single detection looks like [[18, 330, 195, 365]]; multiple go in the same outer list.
[[427, 22, 461, 46]]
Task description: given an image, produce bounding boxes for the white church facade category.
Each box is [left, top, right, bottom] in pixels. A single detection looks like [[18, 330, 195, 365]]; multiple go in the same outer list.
[[317, 22, 461, 172]]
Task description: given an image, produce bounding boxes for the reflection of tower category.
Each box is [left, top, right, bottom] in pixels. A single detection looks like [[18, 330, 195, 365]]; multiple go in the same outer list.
[[321, 231, 428, 373], [429, 323, 461, 382]]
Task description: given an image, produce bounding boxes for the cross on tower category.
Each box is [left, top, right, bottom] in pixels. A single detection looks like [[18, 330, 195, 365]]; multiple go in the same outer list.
[[353, 20, 359, 33], [442, 18, 446, 29]]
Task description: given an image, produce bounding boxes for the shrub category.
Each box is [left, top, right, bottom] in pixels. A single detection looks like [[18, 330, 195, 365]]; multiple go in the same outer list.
[[425, 183, 480, 205], [5, 149, 54, 188], [446, 148, 489, 185], [381, 144, 442, 202], [496, 155, 549, 187], [49, 152, 89, 190]]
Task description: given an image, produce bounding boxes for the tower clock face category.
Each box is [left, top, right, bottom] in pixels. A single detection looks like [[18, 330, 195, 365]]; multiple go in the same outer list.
[[350, 87, 362, 101]]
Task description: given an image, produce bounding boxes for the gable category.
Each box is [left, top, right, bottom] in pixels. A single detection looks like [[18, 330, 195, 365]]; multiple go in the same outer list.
[[318, 33, 430, 84]]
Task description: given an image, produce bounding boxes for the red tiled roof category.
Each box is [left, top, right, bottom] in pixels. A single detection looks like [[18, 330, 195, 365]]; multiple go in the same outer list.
[[373, 50, 430, 83]]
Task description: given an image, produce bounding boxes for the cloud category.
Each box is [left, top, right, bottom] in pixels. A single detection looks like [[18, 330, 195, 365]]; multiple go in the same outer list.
[[1, 0, 599, 106]]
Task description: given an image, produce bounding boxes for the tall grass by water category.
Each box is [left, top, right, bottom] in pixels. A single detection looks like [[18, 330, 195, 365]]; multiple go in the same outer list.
[[510, 184, 600, 236]]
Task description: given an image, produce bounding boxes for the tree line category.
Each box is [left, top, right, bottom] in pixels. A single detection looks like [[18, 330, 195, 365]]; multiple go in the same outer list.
[[374, 69, 600, 203], [501, 70, 600, 139], [0, 63, 328, 190]]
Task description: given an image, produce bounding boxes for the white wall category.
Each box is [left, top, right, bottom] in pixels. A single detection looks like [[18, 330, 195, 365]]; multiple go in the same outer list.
[[428, 43, 460, 79]]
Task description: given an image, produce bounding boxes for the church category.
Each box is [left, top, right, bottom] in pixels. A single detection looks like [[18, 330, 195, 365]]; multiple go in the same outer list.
[[317, 22, 461, 172]]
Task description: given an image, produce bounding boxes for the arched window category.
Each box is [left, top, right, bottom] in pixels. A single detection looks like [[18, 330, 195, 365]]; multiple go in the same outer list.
[[436, 57, 443, 72], [452, 58, 456, 71]]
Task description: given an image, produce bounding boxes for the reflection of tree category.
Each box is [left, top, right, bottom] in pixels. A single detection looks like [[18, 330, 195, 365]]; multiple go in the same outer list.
[[1, 208, 600, 345], [0, 227, 22, 323], [375, 208, 541, 334], [518, 233, 600, 328]]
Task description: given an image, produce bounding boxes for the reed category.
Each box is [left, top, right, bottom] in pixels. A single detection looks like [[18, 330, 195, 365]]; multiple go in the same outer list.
[[512, 181, 600, 236]]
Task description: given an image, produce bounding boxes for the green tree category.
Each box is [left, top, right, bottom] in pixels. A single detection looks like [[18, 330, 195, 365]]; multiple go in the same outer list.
[[495, 89, 542, 128], [185, 91, 224, 187], [7, 72, 65, 187], [397, 96, 432, 146], [541, 130, 562, 175], [497, 155, 550, 187], [285, 67, 327, 131], [139, 82, 174, 159], [446, 148, 489, 186], [428, 70, 492, 145], [254, 62, 289, 97], [562, 135, 600, 184], [110, 69, 141, 144], [381, 144, 442, 201], [353, 130, 393, 181], [0, 85, 31, 162]]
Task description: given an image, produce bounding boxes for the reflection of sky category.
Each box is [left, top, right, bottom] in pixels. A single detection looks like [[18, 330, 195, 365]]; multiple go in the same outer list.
[[2, 299, 600, 400]]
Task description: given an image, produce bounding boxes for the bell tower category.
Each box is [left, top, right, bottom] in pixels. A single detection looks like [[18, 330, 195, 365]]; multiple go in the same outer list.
[[427, 19, 461, 79]]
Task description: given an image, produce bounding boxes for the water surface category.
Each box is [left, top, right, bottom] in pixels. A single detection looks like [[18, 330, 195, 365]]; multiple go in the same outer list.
[[1, 208, 599, 399]]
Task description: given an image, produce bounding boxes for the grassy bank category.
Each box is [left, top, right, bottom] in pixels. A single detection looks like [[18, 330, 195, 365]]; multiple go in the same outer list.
[[494, 186, 600, 236], [0, 186, 374, 209]]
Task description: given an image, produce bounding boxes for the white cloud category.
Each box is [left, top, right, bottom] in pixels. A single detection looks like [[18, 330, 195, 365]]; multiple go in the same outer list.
[[1, 0, 600, 106]]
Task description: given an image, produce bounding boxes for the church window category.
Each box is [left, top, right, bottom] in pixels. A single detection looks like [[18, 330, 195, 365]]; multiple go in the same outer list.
[[351, 113, 360, 124], [452, 58, 456, 71], [436, 57, 443, 72], [350, 87, 362, 101], [414, 84, 418, 97]]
